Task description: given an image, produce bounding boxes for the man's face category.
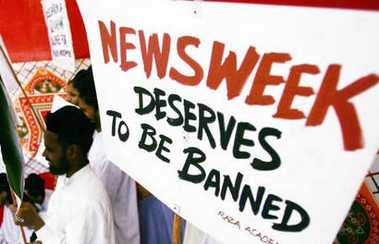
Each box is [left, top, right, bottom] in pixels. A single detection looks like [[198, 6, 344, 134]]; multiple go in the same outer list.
[[43, 131, 69, 175], [65, 82, 80, 106], [78, 98, 97, 123]]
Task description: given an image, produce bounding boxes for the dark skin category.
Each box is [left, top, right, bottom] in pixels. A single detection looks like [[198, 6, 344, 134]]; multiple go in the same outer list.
[[64, 82, 80, 106], [15, 130, 89, 230], [78, 97, 101, 132], [0, 191, 9, 206]]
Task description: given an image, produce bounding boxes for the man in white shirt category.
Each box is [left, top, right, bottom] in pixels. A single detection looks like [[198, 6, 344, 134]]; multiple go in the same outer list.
[[69, 67, 140, 244], [16, 106, 116, 244]]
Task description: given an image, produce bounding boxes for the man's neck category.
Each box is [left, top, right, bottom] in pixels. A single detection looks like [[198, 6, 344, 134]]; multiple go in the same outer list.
[[66, 160, 88, 177]]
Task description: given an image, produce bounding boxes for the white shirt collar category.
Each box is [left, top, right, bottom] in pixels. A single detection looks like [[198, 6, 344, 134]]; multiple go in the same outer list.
[[62, 164, 91, 186]]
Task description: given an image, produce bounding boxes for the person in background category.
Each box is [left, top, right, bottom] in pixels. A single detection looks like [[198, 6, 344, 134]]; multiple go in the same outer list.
[[24, 174, 48, 210], [64, 80, 80, 105], [0, 173, 12, 244], [2, 173, 51, 244], [15, 106, 115, 244], [69, 67, 140, 244], [138, 187, 181, 244], [0, 173, 12, 208]]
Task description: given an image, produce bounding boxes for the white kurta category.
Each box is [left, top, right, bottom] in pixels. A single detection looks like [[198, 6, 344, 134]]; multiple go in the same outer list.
[[36, 165, 116, 244], [0, 210, 8, 244], [1, 190, 51, 244], [0, 226, 6, 244], [88, 131, 140, 244], [1, 206, 28, 244]]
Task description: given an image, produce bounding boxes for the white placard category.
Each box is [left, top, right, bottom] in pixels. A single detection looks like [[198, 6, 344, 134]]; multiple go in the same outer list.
[[77, 1, 379, 243], [41, 0, 75, 72]]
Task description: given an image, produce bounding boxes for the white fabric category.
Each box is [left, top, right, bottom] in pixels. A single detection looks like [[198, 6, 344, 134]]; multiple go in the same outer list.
[[1, 190, 51, 244], [183, 223, 222, 244], [1, 206, 30, 244], [0, 226, 6, 244], [0, 206, 9, 244], [36, 165, 115, 244], [88, 131, 140, 244], [51, 95, 78, 113]]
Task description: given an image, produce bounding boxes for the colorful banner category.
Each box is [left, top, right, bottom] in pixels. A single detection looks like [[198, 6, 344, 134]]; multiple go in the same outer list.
[[77, 1, 379, 243], [3, 58, 90, 176], [335, 154, 379, 244], [336, 154, 379, 244]]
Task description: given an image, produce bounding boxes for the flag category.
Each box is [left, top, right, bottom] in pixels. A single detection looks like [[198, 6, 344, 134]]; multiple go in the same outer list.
[[0, 40, 24, 200]]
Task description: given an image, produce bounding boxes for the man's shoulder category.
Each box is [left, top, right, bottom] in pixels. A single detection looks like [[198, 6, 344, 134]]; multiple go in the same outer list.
[[75, 166, 112, 205]]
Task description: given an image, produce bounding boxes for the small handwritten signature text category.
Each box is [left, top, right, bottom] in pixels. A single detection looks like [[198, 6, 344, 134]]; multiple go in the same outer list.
[[217, 210, 279, 244]]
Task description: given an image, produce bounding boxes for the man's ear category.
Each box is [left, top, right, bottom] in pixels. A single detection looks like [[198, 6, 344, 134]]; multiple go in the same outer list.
[[65, 144, 81, 160]]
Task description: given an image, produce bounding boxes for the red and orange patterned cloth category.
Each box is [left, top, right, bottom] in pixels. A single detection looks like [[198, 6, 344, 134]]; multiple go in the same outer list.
[[335, 154, 379, 244]]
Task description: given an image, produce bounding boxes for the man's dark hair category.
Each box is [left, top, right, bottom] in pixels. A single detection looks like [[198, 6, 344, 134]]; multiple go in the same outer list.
[[45, 106, 95, 154], [71, 66, 98, 111], [25, 173, 45, 203], [0, 173, 12, 204]]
